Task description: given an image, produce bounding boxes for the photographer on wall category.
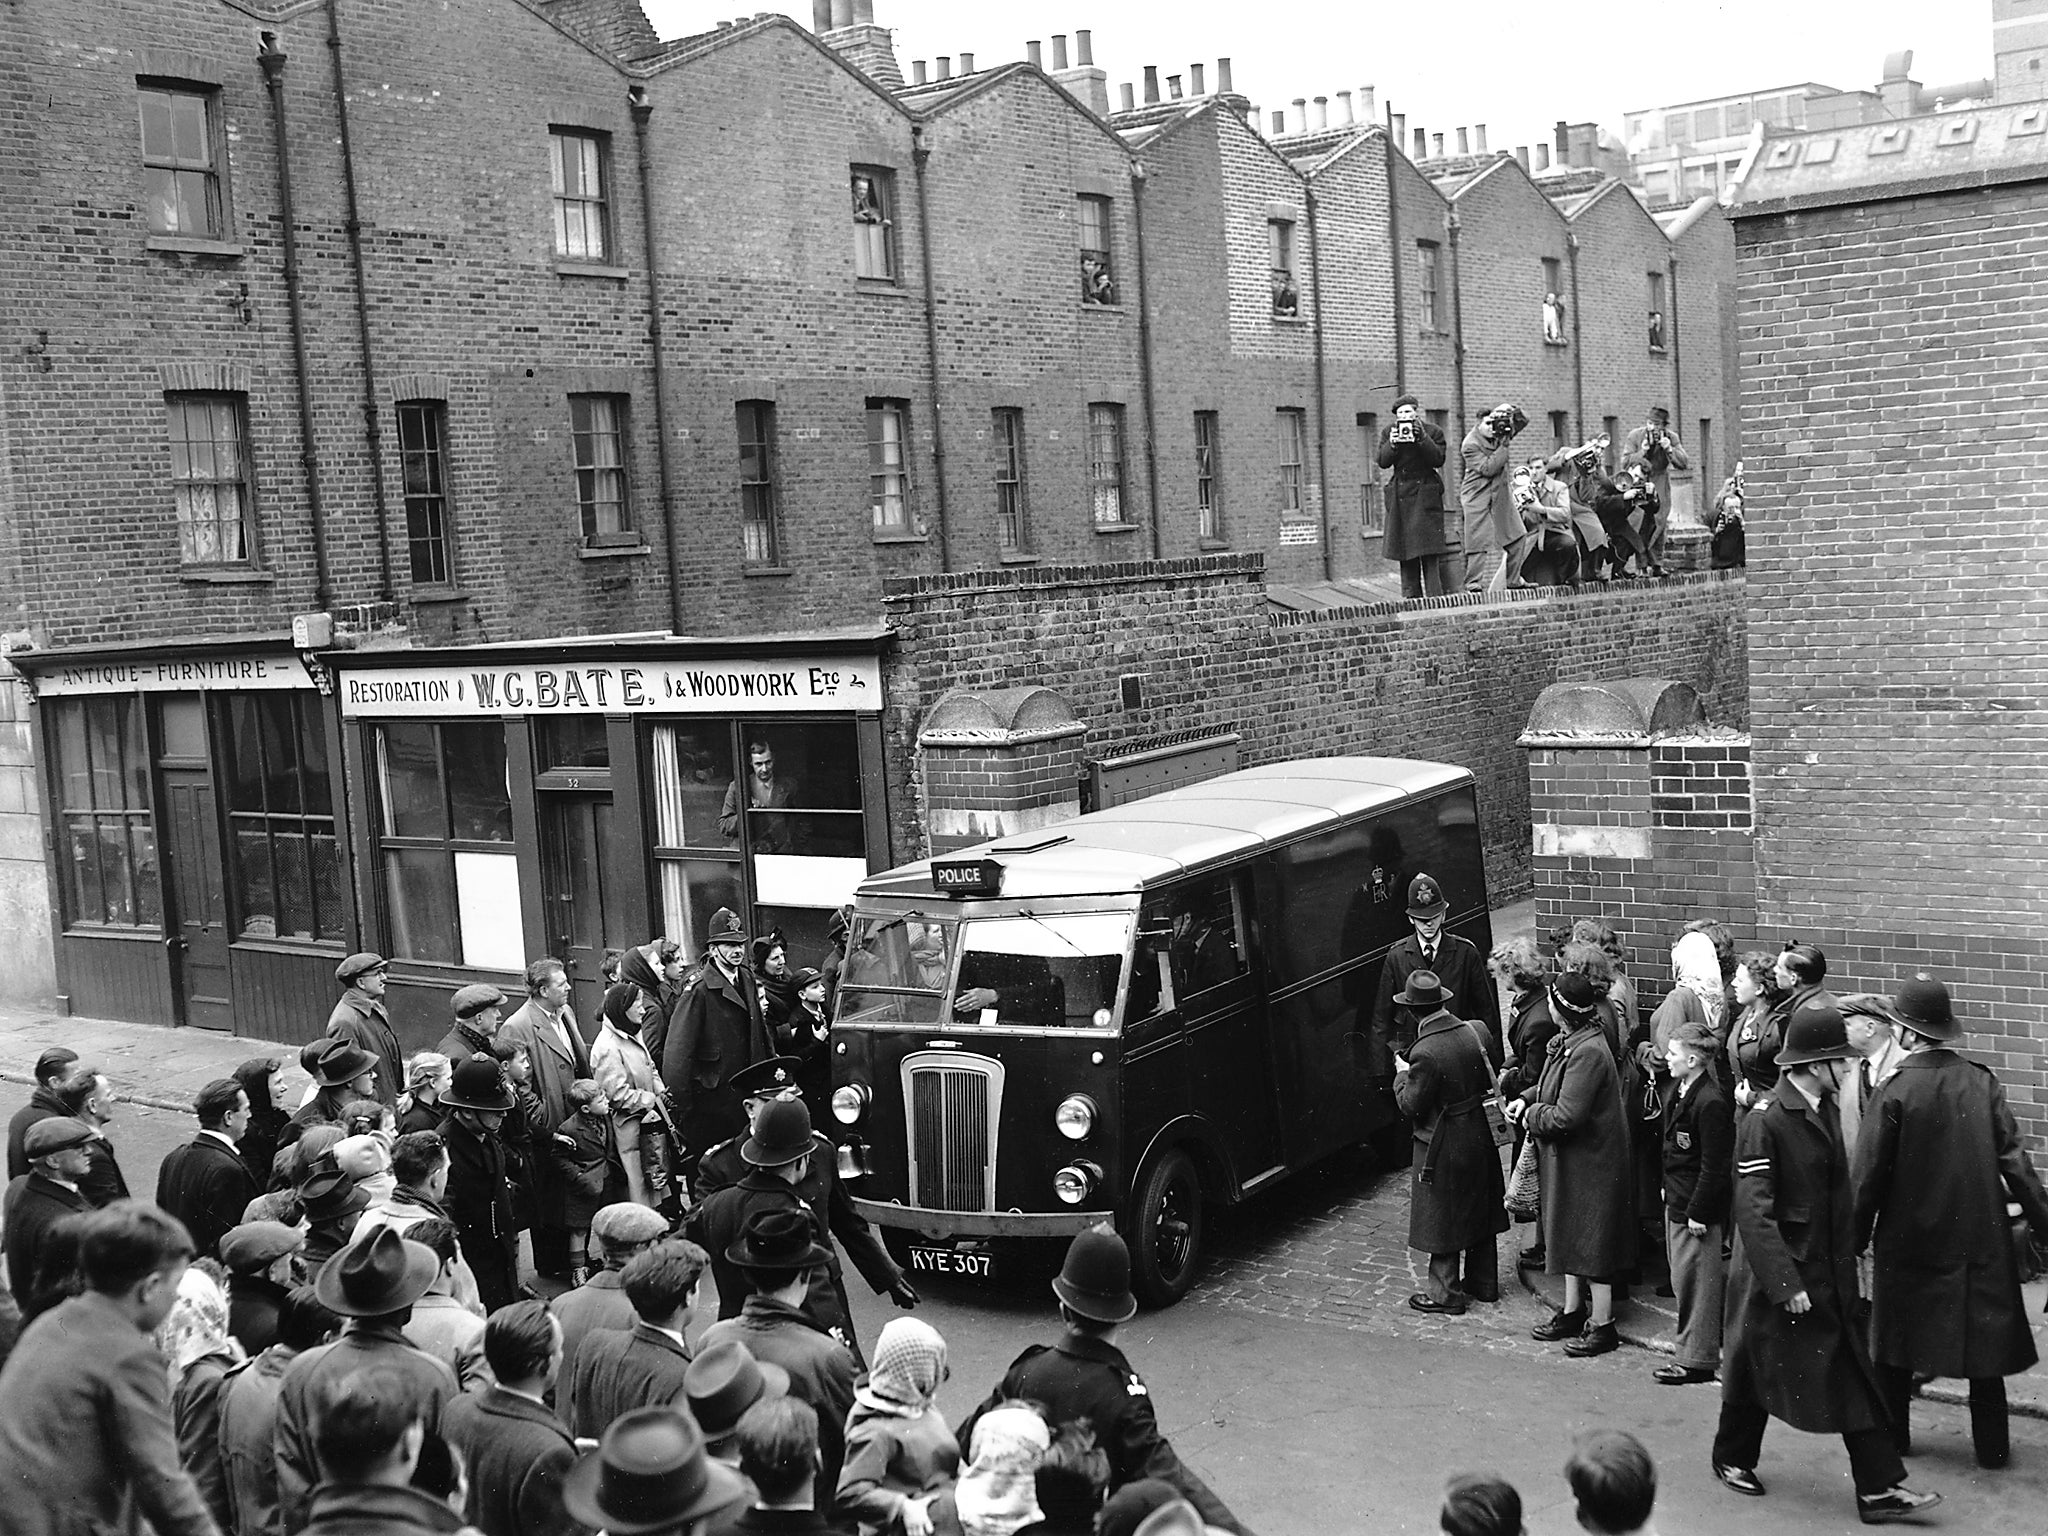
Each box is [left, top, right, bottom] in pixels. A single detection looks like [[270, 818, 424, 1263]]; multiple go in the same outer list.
[[1460, 402, 1531, 594], [1377, 394, 1452, 599], [1622, 407, 1688, 575]]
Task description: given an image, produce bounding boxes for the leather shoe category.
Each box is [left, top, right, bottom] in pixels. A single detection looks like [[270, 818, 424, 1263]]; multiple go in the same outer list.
[[1857, 1486, 1941, 1524], [1563, 1322, 1619, 1357], [1530, 1307, 1587, 1342], [1408, 1291, 1467, 1315], [1653, 1363, 1717, 1385], [1712, 1463, 1766, 1498], [1516, 1245, 1547, 1269]]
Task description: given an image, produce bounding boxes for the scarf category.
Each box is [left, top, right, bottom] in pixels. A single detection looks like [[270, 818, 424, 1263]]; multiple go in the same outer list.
[[953, 1407, 1049, 1536], [155, 1266, 243, 1386], [854, 1316, 948, 1417], [601, 982, 643, 1036], [1671, 932, 1726, 1034]]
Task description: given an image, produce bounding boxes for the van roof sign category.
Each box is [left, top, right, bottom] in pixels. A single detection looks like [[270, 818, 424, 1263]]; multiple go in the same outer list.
[[931, 857, 1003, 897]]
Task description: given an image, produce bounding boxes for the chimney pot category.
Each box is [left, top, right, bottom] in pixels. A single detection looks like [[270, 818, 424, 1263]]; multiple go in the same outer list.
[[1051, 34, 1069, 70], [1026, 39, 1041, 68], [1291, 96, 1306, 134], [1216, 57, 1233, 94], [1120, 82, 1136, 111], [811, 0, 831, 30], [935, 55, 950, 79], [1360, 85, 1375, 122], [1432, 131, 1445, 157], [1168, 74, 1183, 100], [912, 59, 926, 84], [1075, 29, 1093, 66], [1144, 66, 1160, 104], [1515, 144, 1530, 170], [1475, 123, 1489, 153], [1313, 95, 1328, 130], [1554, 119, 1569, 157], [959, 51, 973, 73], [850, 0, 873, 22], [1413, 126, 1426, 158], [1190, 62, 1205, 94], [1535, 142, 1551, 170], [1271, 109, 1287, 134], [1456, 127, 1469, 154], [1391, 110, 1406, 143], [1337, 90, 1354, 125]]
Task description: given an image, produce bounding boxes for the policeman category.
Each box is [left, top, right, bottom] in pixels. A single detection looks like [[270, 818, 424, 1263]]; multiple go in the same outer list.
[[1371, 874, 1501, 1075], [1710, 1001, 1940, 1525], [959, 1228, 1248, 1535]]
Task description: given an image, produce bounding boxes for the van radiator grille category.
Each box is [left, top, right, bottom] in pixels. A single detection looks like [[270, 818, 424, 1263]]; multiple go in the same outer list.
[[907, 1062, 995, 1212]]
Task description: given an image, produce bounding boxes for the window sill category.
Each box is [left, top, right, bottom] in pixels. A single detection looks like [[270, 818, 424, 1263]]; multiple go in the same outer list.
[[1199, 537, 1232, 551], [871, 532, 928, 545], [1271, 313, 1307, 326], [147, 234, 244, 258], [231, 936, 348, 958], [577, 543, 651, 560], [742, 564, 796, 578], [180, 566, 273, 584], [1544, 338, 1570, 349], [554, 260, 631, 281], [409, 585, 474, 605], [1649, 346, 1669, 356], [1079, 302, 1127, 315], [998, 551, 1041, 566], [856, 278, 907, 297], [1416, 328, 1452, 340], [1093, 522, 1142, 536]]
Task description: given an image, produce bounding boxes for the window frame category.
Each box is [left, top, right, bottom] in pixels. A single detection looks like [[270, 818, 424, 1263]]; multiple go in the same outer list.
[[851, 167, 897, 282], [1087, 402, 1130, 528], [550, 127, 613, 264], [137, 80, 228, 240], [1602, 415, 1621, 474], [1356, 412, 1383, 534], [736, 400, 783, 566], [1193, 411, 1223, 542], [1647, 270, 1668, 352], [865, 398, 915, 538], [1077, 195, 1118, 306], [992, 407, 1030, 555], [1268, 219, 1299, 319], [569, 393, 636, 547], [1549, 410, 1571, 450], [396, 400, 456, 586], [1416, 239, 1443, 333], [370, 720, 517, 970], [163, 390, 259, 568], [224, 693, 344, 946], [49, 695, 160, 931], [1276, 407, 1308, 519]]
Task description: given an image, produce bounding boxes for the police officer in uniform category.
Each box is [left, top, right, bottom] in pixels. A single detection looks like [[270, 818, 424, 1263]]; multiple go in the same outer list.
[[960, 1228, 1248, 1535], [1372, 874, 1501, 1077]]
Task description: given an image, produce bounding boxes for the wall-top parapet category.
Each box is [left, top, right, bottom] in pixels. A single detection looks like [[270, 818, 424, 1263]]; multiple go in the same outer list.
[[1731, 102, 2048, 217], [1520, 677, 1717, 746]]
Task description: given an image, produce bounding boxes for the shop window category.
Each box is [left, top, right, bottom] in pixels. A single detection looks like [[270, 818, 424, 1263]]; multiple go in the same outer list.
[[50, 696, 160, 929], [1088, 403, 1127, 528], [550, 128, 611, 262], [1277, 408, 1308, 518], [534, 716, 609, 772], [397, 401, 454, 586], [138, 82, 225, 238], [225, 693, 343, 943], [372, 721, 521, 969], [737, 401, 781, 564], [866, 399, 914, 536], [570, 394, 633, 546], [1077, 195, 1117, 305], [1194, 411, 1222, 541], [165, 392, 256, 566], [1268, 219, 1298, 318], [992, 408, 1029, 554], [851, 168, 896, 281]]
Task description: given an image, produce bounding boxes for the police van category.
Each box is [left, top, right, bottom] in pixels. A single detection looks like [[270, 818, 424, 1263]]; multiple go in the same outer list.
[[827, 757, 1492, 1304]]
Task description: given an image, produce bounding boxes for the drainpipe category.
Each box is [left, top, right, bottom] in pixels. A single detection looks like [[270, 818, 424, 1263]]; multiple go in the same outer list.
[[1385, 105, 1407, 392], [1666, 253, 1685, 441], [326, 0, 395, 603], [629, 87, 685, 636], [1305, 185, 1333, 578], [909, 124, 953, 571], [1447, 205, 1468, 453], [257, 33, 334, 611], [1130, 163, 1164, 561], [1566, 230, 1585, 440]]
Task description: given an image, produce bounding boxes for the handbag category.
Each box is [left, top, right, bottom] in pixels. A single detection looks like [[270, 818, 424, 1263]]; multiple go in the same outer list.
[[1505, 1135, 1541, 1219], [1464, 1022, 1514, 1150]]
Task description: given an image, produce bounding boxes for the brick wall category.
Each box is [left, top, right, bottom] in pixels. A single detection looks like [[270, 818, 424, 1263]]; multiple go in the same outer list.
[[1569, 185, 1681, 446], [1452, 162, 1578, 449], [1733, 172, 2048, 1145], [880, 556, 1749, 903], [1667, 202, 1743, 496]]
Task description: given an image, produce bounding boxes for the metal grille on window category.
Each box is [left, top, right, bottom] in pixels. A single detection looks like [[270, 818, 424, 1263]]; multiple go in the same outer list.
[[1078, 196, 1116, 305], [570, 395, 629, 541], [1088, 405, 1125, 527], [852, 171, 893, 280], [866, 402, 912, 534], [551, 131, 608, 261], [738, 402, 780, 563], [1194, 412, 1220, 540], [397, 402, 452, 585], [138, 86, 221, 237], [166, 394, 250, 564], [993, 409, 1027, 552]]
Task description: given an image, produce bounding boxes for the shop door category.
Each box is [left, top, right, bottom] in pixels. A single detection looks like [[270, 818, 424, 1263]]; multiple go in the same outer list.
[[538, 792, 620, 1024], [162, 768, 233, 1031]]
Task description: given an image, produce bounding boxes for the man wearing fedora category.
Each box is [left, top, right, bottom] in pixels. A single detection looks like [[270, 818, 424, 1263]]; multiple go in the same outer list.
[[295, 1365, 464, 1536], [699, 1208, 857, 1516], [666, 909, 775, 1184], [564, 1237, 710, 1439], [299, 1167, 375, 1269], [282, 1040, 382, 1152], [1371, 874, 1500, 1087], [440, 1299, 581, 1536], [326, 952, 403, 1110], [556, 1200, 674, 1377], [274, 1226, 460, 1532], [3, 1116, 97, 1313], [438, 983, 512, 1066], [1392, 970, 1508, 1313], [156, 1078, 259, 1263], [439, 1057, 523, 1313], [1854, 974, 2048, 1471], [960, 1228, 1244, 1535], [687, 1338, 791, 1467], [503, 957, 593, 1281], [563, 1407, 748, 1536]]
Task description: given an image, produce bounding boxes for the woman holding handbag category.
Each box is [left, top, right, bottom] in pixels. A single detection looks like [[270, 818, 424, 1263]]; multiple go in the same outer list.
[[589, 981, 679, 1214], [1509, 972, 1638, 1358]]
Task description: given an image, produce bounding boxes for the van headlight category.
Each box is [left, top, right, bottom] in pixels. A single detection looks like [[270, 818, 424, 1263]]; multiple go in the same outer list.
[[1054, 1094, 1096, 1140], [831, 1083, 869, 1125], [1053, 1161, 1103, 1205]]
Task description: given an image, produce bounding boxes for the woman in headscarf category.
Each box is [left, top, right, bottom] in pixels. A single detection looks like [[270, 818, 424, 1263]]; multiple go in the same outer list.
[[232, 1056, 294, 1189], [589, 979, 677, 1212], [755, 933, 798, 1039], [839, 1317, 960, 1535], [929, 1404, 1049, 1536], [155, 1264, 245, 1532]]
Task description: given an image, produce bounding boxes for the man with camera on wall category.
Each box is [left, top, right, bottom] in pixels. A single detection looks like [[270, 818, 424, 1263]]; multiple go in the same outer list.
[[1460, 403, 1530, 594], [1624, 408, 1689, 573], [1377, 395, 1452, 600]]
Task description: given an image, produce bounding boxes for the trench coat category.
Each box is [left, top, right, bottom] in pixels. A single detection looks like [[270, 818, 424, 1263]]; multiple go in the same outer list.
[[1459, 428, 1519, 549], [1520, 1022, 1637, 1278], [1853, 1049, 2048, 1380], [1394, 1010, 1508, 1253], [663, 959, 773, 1156], [1377, 422, 1450, 561], [326, 987, 403, 1108], [1722, 1085, 1886, 1434]]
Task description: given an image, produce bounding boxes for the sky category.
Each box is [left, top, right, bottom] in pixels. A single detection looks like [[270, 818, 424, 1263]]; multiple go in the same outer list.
[[638, 0, 1995, 155]]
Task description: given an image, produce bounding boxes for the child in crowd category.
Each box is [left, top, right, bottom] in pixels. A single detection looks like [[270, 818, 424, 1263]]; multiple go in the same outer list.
[[553, 1079, 627, 1284]]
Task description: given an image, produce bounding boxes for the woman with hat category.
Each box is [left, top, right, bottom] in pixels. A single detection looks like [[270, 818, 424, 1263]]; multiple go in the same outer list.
[[1507, 972, 1637, 1358], [562, 1406, 748, 1536], [1391, 970, 1508, 1314], [279, 1041, 380, 1152], [438, 1056, 522, 1313]]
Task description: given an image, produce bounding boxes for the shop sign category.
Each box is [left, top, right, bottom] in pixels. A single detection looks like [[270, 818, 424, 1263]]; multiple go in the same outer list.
[[339, 655, 882, 717], [34, 653, 314, 696]]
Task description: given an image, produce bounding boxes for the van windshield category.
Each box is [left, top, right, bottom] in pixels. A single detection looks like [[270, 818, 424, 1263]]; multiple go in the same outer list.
[[836, 914, 958, 1025], [951, 912, 1132, 1030]]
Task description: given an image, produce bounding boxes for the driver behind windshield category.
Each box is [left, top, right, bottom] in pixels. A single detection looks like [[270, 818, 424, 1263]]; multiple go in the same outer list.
[[953, 952, 1064, 1025]]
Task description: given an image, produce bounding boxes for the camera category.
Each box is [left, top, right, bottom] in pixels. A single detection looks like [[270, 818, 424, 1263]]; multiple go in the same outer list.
[[1391, 422, 1417, 445], [1485, 404, 1527, 439]]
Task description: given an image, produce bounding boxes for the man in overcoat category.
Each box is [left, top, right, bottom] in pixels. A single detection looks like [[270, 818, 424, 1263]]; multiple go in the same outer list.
[[1377, 395, 1451, 598], [155, 1078, 258, 1261], [2, 1116, 97, 1312], [438, 1058, 522, 1313], [1622, 407, 1690, 570], [1709, 1000, 1940, 1524], [1393, 971, 1506, 1312], [1372, 874, 1501, 1081], [6, 1045, 79, 1179], [501, 958, 591, 1280], [326, 952, 402, 1109], [1459, 404, 1528, 593], [438, 1300, 579, 1536], [1853, 973, 2048, 1469], [665, 908, 773, 1174]]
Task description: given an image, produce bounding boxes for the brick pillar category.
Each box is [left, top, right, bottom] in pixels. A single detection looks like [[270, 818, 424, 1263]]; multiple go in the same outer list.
[[917, 687, 1087, 855], [1522, 677, 1756, 971]]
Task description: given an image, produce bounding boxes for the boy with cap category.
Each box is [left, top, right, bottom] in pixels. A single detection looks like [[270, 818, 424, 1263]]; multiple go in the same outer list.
[[1653, 1021, 1732, 1386], [327, 953, 402, 1109], [7, 1045, 80, 1179], [3, 1116, 97, 1312], [556, 1200, 673, 1373], [960, 1227, 1244, 1535]]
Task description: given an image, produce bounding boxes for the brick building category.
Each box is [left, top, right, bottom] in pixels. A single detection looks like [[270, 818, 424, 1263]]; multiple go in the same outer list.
[[0, 0, 1746, 1037]]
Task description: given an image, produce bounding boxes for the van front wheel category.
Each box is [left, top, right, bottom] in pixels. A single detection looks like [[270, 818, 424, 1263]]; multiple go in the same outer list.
[[1129, 1148, 1204, 1307]]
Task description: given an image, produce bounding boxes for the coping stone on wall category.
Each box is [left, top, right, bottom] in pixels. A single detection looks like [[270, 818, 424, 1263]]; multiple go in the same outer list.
[[1518, 678, 1708, 747]]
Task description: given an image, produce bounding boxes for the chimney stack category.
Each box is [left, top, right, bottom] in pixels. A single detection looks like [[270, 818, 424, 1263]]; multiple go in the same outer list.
[[1391, 110, 1406, 143], [828, 0, 849, 25], [1313, 95, 1328, 130], [1554, 119, 1570, 161], [912, 59, 926, 84], [1052, 34, 1111, 118], [1456, 126, 1469, 154], [1359, 85, 1375, 121], [1515, 144, 1530, 170], [1535, 142, 1551, 171], [1119, 81, 1135, 111], [1144, 66, 1160, 104], [1051, 34, 1068, 70], [1431, 131, 1444, 157], [1412, 125, 1426, 159], [1216, 58, 1233, 94], [1075, 30, 1092, 66], [1337, 90, 1353, 124], [1168, 74, 1183, 99], [1271, 109, 1286, 135], [959, 51, 973, 73], [935, 55, 950, 80], [1475, 123, 1488, 153], [1025, 39, 1042, 68], [811, 0, 831, 30]]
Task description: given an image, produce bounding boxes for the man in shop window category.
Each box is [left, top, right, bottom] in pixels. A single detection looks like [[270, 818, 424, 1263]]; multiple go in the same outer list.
[[720, 741, 802, 855]]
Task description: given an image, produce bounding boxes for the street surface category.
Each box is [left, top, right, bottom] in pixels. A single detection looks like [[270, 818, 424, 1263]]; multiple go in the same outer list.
[[69, 1084, 2048, 1536]]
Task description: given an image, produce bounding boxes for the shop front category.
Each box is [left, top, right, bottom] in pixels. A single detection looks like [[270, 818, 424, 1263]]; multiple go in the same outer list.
[[15, 636, 355, 1037], [328, 633, 894, 1045]]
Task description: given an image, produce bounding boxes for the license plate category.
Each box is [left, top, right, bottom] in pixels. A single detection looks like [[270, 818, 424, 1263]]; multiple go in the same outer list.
[[906, 1243, 996, 1280]]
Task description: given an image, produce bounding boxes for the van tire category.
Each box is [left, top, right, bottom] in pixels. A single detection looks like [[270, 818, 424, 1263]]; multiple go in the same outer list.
[[1128, 1147, 1204, 1308]]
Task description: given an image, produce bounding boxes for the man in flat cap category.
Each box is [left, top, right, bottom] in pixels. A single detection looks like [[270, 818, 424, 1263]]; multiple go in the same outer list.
[[156, 1078, 259, 1262], [326, 952, 401, 1110], [554, 1200, 671, 1376], [7, 1045, 79, 1180], [3, 1117, 97, 1312], [218, 1219, 307, 1356], [436, 984, 508, 1065]]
